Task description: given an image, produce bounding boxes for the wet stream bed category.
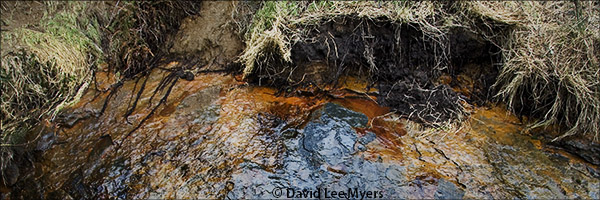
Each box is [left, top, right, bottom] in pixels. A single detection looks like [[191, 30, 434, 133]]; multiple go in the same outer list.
[[8, 67, 600, 199]]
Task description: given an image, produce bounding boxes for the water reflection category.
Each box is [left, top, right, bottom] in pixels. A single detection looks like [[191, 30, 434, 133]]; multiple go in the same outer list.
[[10, 68, 599, 199]]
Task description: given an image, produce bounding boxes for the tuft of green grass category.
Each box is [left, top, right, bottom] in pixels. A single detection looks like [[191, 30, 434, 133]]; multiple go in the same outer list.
[[1, 2, 103, 183], [1, 0, 202, 185], [1, 2, 101, 140]]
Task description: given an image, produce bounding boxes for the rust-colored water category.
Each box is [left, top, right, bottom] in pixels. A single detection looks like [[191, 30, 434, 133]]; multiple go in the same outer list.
[[13, 66, 599, 199]]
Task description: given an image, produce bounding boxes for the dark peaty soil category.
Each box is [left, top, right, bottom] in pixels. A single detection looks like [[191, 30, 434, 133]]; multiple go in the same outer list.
[[247, 16, 501, 123]]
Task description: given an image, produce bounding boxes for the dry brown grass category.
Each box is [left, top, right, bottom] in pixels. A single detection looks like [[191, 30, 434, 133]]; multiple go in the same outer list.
[[238, 1, 600, 141], [1, 2, 99, 144], [238, 1, 447, 78], [1, 2, 101, 185], [1, 1, 202, 184], [475, 1, 600, 141]]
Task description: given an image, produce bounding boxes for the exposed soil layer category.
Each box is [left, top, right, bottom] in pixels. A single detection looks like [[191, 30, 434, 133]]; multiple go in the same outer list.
[[98, 1, 202, 79], [247, 16, 501, 123], [170, 1, 244, 71]]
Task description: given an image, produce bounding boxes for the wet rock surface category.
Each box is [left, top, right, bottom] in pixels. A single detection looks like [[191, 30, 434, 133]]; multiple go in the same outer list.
[[5, 70, 600, 199], [552, 136, 600, 166], [228, 103, 465, 199]]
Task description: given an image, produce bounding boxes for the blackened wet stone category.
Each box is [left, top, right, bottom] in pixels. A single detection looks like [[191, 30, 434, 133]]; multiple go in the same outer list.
[[322, 102, 369, 128], [435, 179, 465, 199], [553, 137, 600, 166], [35, 132, 56, 152], [227, 103, 427, 199], [358, 131, 376, 145], [303, 103, 363, 165]]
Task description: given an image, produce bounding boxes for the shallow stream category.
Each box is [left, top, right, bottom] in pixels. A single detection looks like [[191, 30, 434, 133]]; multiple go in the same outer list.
[[9, 66, 600, 199]]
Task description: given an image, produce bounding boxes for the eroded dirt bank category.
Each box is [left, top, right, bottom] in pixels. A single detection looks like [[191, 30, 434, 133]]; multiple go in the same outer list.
[[2, 1, 600, 199], [248, 16, 501, 124]]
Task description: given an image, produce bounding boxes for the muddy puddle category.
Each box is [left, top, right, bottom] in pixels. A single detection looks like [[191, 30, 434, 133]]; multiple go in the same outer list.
[[6, 65, 600, 199]]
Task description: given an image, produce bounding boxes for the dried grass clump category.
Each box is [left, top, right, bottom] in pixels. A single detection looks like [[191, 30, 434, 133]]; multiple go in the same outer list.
[[239, 1, 600, 140], [1, 2, 100, 144], [239, 1, 449, 79], [480, 1, 600, 141], [1, 2, 101, 185], [238, 2, 296, 79], [240, 19, 291, 79], [1, 1, 202, 184]]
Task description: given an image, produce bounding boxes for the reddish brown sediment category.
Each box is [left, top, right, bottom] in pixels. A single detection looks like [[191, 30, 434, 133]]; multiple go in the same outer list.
[[11, 68, 599, 199]]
